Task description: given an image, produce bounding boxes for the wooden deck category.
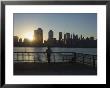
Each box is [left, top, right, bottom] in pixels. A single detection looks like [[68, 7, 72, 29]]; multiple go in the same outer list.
[[14, 62, 97, 75]]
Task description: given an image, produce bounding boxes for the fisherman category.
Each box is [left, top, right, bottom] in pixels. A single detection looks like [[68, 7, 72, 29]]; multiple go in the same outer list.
[[46, 46, 52, 63]]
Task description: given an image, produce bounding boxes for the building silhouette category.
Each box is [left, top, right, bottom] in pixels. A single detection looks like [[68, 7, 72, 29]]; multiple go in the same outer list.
[[75, 34, 78, 40], [34, 28, 43, 45], [14, 36, 19, 46], [48, 30, 53, 40], [64, 34, 66, 44], [80, 35, 83, 40], [58, 32, 63, 46], [66, 33, 70, 40], [86, 37, 89, 40], [19, 38, 22, 43], [24, 38, 29, 43], [90, 37, 94, 40], [71, 34, 72, 39], [48, 30, 56, 46], [14, 36, 18, 43], [73, 33, 75, 40], [59, 32, 62, 41]]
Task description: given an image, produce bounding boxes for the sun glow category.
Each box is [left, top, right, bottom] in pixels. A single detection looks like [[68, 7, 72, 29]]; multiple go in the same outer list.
[[24, 32, 33, 41]]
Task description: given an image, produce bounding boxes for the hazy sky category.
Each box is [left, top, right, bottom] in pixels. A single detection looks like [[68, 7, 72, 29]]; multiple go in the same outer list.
[[14, 13, 97, 41]]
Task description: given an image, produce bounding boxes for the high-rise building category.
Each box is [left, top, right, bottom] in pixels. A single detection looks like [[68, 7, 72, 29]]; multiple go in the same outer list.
[[86, 37, 89, 40], [64, 34, 66, 40], [90, 37, 94, 40], [71, 34, 72, 39], [73, 33, 75, 40], [48, 30, 53, 39], [19, 38, 22, 43], [82, 37, 85, 40], [80, 35, 82, 40], [66, 33, 70, 39], [24, 38, 29, 43], [34, 28, 43, 44], [64, 34, 66, 44], [75, 34, 78, 40], [14, 36, 18, 43], [59, 32, 62, 41]]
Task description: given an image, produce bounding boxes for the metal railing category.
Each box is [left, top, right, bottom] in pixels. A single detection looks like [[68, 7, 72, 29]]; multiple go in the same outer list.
[[14, 52, 97, 68]]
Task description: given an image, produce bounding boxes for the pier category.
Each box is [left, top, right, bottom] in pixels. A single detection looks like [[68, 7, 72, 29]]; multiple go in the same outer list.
[[14, 52, 97, 75]]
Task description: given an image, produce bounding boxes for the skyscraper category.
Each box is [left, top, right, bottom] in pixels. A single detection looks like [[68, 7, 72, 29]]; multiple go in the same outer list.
[[14, 36, 19, 43], [59, 32, 62, 41], [73, 33, 75, 40], [34, 28, 43, 44], [66, 33, 70, 39], [14, 36, 18, 46], [48, 30, 53, 39], [81, 35, 82, 40], [19, 38, 22, 43], [75, 34, 78, 40], [71, 34, 72, 39], [64, 34, 66, 44], [24, 38, 29, 43], [90, 37, 94, 40]]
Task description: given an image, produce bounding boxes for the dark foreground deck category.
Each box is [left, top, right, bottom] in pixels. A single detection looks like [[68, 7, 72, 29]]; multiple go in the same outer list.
[[14, 62, 97, 75]]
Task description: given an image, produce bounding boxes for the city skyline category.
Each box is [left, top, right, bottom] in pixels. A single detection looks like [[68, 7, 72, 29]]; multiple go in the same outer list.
[[14, 28, 97, 48], [14, 28, 96, 42], [14, 13, 97, 41]]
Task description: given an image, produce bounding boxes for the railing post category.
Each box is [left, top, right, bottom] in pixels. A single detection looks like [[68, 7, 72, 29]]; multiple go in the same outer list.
[[17, 53, 18, 62], [23, 53, 24, 62], [54, 54, 55, 63], [63, 56, 64, 62], [93, 55, 95, 68], [89, 55, 91, 66], [34, 55, 35, 63], [24, 53, 25, 62], [82, 54, 85, 64], [21, 53, 22, 62], [27, 53, 29, 62], [72, 52, 76, 63]]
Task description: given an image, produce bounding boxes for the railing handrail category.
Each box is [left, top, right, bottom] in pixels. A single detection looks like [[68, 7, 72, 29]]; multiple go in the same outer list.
[[14, 52, 97, 56], [14, 51, 97, 68]]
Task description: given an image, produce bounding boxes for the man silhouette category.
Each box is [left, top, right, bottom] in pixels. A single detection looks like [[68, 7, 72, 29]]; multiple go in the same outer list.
[[46, 46, 52, 63]]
